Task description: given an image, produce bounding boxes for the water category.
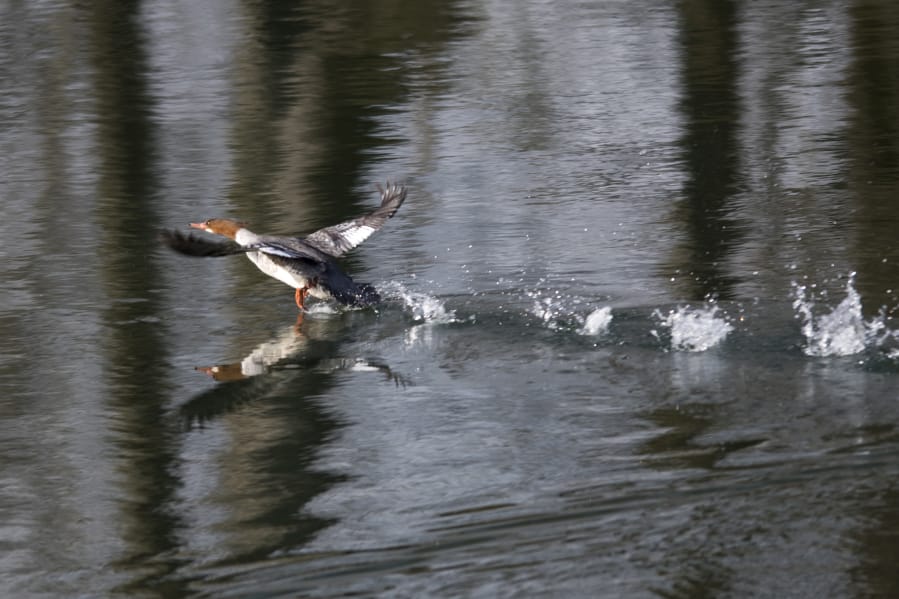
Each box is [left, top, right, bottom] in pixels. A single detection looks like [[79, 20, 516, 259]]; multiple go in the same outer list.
[[2, 1, 899, 597]]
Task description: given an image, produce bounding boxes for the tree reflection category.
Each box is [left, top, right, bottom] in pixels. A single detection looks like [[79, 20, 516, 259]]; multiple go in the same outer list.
[[666, 0, 742, 300]]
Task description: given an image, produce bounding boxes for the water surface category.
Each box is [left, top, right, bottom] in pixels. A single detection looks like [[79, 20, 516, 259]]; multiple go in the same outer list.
[[2, 1, 899, 597]]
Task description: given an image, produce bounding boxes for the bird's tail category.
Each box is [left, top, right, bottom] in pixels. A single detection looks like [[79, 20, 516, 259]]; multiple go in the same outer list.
[[319, 261, 382, 307]]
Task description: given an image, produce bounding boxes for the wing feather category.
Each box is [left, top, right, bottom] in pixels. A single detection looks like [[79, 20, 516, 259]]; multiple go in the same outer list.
[[249, 240, 314, 259], [159, 229, 250, 257], [304, 182, 406, 257]]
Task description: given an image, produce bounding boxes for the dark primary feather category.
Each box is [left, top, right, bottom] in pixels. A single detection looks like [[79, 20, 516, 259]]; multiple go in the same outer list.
[[159, 229, 251, 257], [304, 182, 407, 257]]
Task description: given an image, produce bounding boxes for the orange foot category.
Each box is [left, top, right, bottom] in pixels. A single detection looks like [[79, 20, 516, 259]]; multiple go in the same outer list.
[[295, 287, 308, 310]]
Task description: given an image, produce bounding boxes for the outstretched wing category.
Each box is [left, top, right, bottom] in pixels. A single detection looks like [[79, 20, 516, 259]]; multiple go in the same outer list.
[[160, 230, 319, 262], [303, 182, 406, 258], [159, 229, 250, 257]]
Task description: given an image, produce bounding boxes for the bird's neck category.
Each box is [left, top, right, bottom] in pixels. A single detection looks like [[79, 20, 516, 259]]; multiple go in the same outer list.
[[234, 228, 258, 246]]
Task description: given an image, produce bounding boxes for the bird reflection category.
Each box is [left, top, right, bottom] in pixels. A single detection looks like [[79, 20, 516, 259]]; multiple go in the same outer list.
[[181, 315, 406, 429], [194, 314, 311, 382]]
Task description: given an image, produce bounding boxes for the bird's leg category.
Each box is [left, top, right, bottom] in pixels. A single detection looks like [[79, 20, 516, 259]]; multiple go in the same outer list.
[[294, 287, 308, 310]]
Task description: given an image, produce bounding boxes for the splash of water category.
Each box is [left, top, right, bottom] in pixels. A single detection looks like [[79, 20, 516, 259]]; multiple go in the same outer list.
[[527, 287, 572, 330], [652, 304, 733, 352], [526, 285, 612, 335], [305, 303, 339, 316], [381, 282, 457, 324], [792, 273, 896, 357], [581, 307, 614, 336]]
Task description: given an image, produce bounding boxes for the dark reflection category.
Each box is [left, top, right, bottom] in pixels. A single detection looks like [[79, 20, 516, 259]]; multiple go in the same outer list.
[[636, 401, 761, 598], [846, 2, 899, 312], [638, 406, 765, 470], [184, 363, 347, 565], [851, 489, 899, 598], [87, 1, 186, 595], [650, 564, 733, 599], [667, 0, 742, 300]]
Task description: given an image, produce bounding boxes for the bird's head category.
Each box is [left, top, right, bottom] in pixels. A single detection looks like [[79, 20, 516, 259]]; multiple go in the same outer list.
[[189, 218, 247, 240]]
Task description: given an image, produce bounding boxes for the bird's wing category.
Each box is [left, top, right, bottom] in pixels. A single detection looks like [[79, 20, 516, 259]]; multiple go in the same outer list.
[[161, 230, 321, 263], [160, 229, 250, 257], [303, 182, 406, 258]]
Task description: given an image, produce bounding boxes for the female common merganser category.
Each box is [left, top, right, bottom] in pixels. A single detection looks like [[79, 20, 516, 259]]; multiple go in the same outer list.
[[161, 182, 406, 310]]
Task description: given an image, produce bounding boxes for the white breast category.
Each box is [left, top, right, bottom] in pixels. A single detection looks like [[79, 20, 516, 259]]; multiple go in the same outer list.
[[245, 251, 306, 289]]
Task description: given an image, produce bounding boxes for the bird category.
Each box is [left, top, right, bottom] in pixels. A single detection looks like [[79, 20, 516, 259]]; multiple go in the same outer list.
[[160, 182, 406, 310]]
